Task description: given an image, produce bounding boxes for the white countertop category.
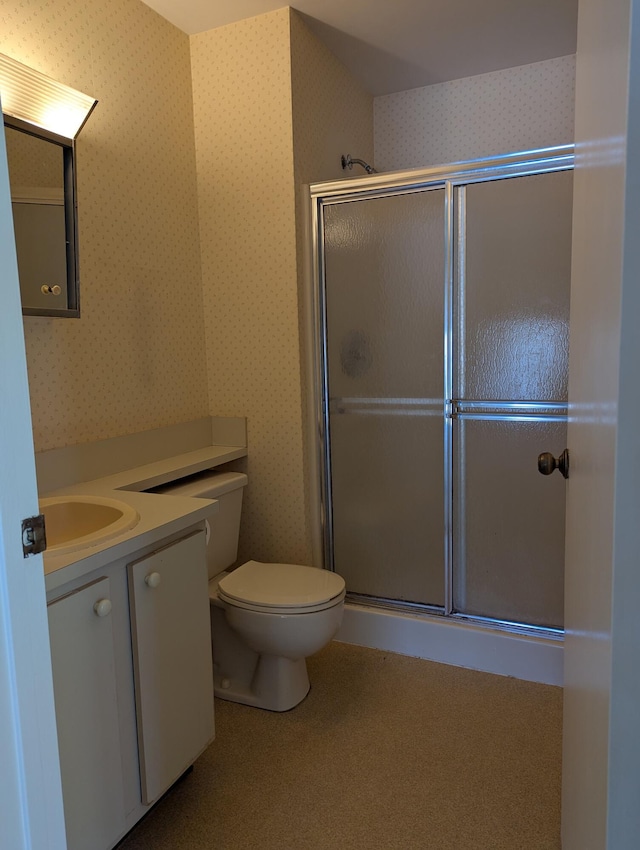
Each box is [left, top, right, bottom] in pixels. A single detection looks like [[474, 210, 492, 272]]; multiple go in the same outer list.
[[43, 443, 246, 592]]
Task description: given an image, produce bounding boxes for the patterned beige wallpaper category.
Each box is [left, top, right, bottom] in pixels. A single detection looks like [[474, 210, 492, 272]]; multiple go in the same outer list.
[[290, 10, 374, 185], [191, 9, 374, 567], [191, 9, 307, 566], [375, 55, 576, 171], [0, 0, 208, 452]]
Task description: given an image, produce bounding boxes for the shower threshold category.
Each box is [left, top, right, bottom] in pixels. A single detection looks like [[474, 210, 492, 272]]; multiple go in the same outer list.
[[337, 593, 564, 686]]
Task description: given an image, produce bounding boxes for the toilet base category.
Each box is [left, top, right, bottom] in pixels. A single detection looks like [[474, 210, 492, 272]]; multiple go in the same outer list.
[[214, 654, 310, 712]]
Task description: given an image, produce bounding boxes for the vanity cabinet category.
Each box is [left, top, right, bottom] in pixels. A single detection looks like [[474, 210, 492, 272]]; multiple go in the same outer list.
[[128, 531, 215, 804], [47, 576, 126, 850], [47, 527, 214, 850]]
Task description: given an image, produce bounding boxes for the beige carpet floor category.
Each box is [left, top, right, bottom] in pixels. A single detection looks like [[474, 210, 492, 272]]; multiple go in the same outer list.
[[117, 641, 562, 850]]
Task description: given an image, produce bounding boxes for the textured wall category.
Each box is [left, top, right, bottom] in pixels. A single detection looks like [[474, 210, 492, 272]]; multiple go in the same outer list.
[[0, 0, 208, 452], [375, 55, 576, 171], [191, 9, 307, 565], [191, 9, 374, 567], [290, 10, 374, 185]]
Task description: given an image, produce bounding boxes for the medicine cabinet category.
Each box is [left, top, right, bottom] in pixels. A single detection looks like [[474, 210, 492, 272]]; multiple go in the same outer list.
[[0, 52, 97, 317], [4, 120, 80, 316]]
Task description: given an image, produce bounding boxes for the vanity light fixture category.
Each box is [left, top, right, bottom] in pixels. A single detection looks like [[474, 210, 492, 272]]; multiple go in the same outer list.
[[0, 52, 97, 142]]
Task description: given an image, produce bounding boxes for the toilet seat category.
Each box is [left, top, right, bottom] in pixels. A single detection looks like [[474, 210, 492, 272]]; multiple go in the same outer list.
[[218, 591, 345, 615], [218, 560, 346, 614]]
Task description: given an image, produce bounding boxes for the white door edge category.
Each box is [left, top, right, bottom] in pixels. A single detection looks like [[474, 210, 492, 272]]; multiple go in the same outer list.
[[0, 97, 67, 849], [563, 0, 640, 846]]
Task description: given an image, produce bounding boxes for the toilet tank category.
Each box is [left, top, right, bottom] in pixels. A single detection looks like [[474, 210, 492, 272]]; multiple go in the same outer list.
[[150, 470, 248, 579]]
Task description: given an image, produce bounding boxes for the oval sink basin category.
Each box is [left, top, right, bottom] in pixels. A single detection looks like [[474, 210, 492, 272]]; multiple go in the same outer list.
[[40, 495, 140, 556]]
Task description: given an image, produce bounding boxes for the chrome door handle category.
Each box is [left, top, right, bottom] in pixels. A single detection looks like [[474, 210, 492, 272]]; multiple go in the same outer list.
[[538, 449, 569, 479]]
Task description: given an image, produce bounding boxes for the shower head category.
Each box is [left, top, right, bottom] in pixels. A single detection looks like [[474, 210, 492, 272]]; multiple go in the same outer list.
[[341, 153, 377, 175]]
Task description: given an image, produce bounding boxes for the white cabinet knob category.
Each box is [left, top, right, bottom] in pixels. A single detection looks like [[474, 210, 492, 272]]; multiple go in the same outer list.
[[93, 598, 112, 617], [145, 572, 161, 588]]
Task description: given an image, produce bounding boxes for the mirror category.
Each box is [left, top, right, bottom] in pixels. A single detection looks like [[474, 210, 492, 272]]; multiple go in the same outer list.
[[4, 120, 80, 317]]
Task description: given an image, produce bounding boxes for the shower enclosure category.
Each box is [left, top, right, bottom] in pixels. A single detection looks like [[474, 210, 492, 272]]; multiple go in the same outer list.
[[310, 147, 573, 634]]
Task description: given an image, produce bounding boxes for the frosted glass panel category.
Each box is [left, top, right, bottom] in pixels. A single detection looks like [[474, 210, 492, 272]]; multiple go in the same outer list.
[[323, 188, 445, 605], [324, 189, 445, 400], [458, 170, 572, 401], [330, 411, 444, 605], [453, 418, 566, 628]]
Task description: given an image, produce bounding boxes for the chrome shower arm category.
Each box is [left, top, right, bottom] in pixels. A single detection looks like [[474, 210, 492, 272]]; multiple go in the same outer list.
[[341, 153, 377, 174]]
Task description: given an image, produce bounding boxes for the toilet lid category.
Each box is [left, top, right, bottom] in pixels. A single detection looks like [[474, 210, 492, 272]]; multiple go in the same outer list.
[[218, 560, 345, 610]]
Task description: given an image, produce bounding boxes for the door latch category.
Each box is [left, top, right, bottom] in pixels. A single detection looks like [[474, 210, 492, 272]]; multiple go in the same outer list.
[[22, 514, 47, 558]]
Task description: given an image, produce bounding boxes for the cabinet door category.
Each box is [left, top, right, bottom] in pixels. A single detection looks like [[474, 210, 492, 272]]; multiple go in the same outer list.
[[47, 576, 126, 850], [128, 530, 214, 804]]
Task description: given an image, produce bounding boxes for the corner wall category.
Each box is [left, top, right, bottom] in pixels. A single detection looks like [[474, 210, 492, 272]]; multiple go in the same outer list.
[[191, 8, 374, 566], [191, 9, 307, 565], [0, 0, 208, 453], [289, 10, 374, 185]]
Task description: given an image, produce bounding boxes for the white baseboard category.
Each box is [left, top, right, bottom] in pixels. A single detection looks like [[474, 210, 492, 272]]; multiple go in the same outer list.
[[335, 602, 564, 686]]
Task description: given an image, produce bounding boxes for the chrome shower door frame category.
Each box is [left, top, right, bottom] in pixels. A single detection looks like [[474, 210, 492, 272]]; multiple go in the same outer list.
[[309, 145, 574, 638]]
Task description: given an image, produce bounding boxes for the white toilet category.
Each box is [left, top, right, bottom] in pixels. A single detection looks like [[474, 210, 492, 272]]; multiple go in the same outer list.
[[155, 470, 345, 712]]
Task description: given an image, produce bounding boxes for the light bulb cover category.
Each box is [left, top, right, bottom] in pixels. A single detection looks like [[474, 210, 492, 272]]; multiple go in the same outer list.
[[0, 53, 97, 142]]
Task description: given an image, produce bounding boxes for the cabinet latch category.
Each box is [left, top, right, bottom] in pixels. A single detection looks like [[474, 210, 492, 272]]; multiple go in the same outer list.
[[22, 514, 47, 558]]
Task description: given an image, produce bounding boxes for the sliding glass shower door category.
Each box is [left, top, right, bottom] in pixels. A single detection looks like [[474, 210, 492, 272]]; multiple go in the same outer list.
[[323, 189, 446, 606], [313, 148, 573, 633], [452, 171, 572, 628]]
